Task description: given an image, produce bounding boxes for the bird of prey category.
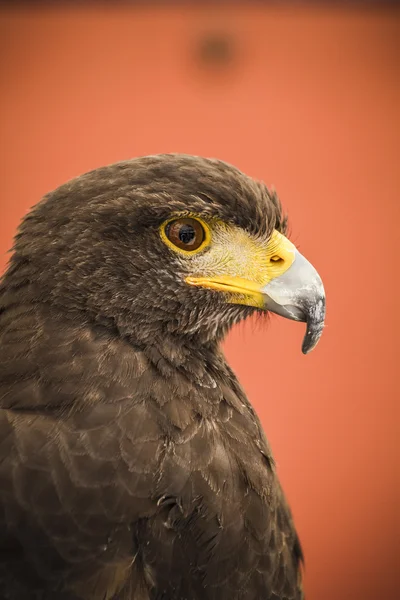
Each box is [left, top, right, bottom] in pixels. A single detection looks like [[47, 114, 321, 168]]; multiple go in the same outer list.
[[0, 154, 325, 600]]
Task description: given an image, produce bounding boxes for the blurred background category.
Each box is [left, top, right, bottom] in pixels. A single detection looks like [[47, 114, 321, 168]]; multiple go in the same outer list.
[[0, 2, 399, 599]]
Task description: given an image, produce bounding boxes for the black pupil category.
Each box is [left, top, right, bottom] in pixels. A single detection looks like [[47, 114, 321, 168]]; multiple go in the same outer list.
[[179, 224, 196, 244]]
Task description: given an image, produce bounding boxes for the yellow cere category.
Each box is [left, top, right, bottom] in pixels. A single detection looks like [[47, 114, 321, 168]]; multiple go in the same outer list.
[[160, 215, 296, 309]]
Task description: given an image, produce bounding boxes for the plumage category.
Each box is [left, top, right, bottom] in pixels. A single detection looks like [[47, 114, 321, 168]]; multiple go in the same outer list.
[[0, 154, 324, 600]]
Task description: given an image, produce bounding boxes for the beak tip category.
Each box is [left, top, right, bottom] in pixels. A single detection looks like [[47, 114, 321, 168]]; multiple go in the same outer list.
[[301, 341, 319, 355], [301, 319, 325, 354]]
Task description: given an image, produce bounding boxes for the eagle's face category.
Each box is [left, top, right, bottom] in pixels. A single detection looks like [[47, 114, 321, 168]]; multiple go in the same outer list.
[[9, 155, 325, 352], [157, 216, 297, 334]]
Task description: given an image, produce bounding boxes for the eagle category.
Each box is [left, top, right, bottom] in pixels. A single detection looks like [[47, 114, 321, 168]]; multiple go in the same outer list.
[[0, 155, 325, 600]]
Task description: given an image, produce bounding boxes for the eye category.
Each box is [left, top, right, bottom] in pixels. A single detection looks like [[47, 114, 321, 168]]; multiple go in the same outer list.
[[163, 218, 207, 253]]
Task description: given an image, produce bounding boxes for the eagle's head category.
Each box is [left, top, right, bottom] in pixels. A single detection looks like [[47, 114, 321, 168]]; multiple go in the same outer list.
[[5, 154, 325, 354]]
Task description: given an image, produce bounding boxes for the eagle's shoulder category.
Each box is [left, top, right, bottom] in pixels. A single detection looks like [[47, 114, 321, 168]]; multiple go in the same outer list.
[[0, 300, 302, 599], [0, 301, 162, 597]]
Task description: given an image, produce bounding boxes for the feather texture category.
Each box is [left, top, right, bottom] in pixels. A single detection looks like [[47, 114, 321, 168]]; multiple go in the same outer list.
[[0, 155, 303, 599], [0, 303, 302, 599]]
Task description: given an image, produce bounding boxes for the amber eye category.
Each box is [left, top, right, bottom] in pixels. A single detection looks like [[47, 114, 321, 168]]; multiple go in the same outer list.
[[165, 218, 206, 252]]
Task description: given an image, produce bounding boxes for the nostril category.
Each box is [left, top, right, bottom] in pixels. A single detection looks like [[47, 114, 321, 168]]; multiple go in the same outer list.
[[270, 255, 284, 263]]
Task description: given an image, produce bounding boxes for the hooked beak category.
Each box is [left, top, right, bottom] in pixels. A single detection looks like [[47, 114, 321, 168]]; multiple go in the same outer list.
[[261, 250, 325, 354], [186, 230, 325, 354]]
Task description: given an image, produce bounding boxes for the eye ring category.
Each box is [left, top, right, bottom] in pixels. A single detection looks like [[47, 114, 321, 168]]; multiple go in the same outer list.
[[160, 217, 210, 255]]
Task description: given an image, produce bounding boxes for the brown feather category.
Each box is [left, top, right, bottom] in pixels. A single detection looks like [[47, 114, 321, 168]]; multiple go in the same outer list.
[[0, 155, 303, 600]]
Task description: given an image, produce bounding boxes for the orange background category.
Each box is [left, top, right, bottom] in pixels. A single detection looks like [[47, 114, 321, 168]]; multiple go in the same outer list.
[[0, 5, 399, 600]]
